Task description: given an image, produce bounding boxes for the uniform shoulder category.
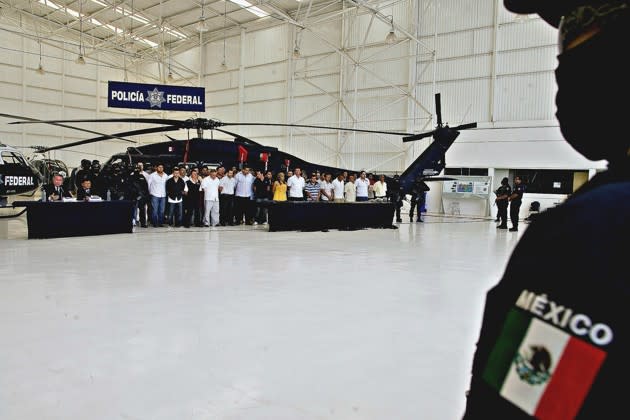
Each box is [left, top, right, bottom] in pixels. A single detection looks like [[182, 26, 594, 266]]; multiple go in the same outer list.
[[531, 181, 630, 232]]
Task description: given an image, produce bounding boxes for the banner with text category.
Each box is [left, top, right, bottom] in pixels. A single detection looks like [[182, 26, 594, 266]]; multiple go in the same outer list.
[[108, 81, 205, 112]]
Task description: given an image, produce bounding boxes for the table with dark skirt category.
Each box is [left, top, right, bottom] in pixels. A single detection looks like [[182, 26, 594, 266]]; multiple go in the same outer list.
[[13, 200, 135, 239], [266, 201, 396, 232]]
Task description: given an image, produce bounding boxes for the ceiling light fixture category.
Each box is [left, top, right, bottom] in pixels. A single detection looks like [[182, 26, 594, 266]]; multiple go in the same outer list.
[[77, 0, 86, 64], [38, 0, 161, 47], [385, 15, 397, 45], [293, 26, 302, 59], [36, 40, 45, 75], [228, 0, 269, 18], [167, 44, 174, 82], [195, 0, 210, 33]]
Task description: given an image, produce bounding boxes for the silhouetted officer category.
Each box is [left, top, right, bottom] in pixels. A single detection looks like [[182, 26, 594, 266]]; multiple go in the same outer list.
[[494, 177, 512, 229], [508, 176, 525, 231]]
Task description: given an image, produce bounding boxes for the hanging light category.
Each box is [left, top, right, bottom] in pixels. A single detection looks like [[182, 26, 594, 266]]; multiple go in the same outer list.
[[166, 45, 174, 82], [195, 19, 209, 33], [293, 27, 302, 59], [36, 40, 45, 75], [77, 0, 86, 64], [385, 15, 397, 45], [196, 0, 210, 32]]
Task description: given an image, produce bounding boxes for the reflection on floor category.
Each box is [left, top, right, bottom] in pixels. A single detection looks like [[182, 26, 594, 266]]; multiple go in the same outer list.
[[0, 213, 524, 420]]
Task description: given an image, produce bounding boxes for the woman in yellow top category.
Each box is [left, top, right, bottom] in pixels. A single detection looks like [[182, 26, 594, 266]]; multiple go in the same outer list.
[[272, 172, 287, 201]]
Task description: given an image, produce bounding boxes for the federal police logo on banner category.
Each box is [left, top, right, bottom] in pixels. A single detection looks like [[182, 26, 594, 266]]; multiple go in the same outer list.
[[108, 81, 205, 112], [146, 88, 166, 108]]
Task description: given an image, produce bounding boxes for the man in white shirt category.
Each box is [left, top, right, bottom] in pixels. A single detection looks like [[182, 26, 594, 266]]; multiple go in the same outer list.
[[179, 166, 189, 183], [373, 174, 387, 200], [332, 173, 345, 203], [219, 169, 236, 225], [148, 163, 168, 226], [355, 171, 370, 202], [287, 167, 306, 201], [200, 168, 221, 227], [234, 166, 255, 224], [344, 174, 356, 202], [320, 173, 334, 202]]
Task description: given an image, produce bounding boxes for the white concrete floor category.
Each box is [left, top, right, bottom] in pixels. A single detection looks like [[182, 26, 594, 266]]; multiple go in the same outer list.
[[0, 214, 525, 420]]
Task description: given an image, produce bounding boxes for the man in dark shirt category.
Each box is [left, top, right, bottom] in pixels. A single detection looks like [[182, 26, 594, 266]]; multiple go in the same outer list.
[[387, 174, 403, 223], [508, 176, 525, 232], [43, 173, 73, 201], [184, 168, 203, 228], [165, 167, 186, 227], [76, 178, 93, 201], [253, 171, 270, 225], [494, 177, 512, 229], [128, 164, 150, 228], [73, 159, 92, 193]]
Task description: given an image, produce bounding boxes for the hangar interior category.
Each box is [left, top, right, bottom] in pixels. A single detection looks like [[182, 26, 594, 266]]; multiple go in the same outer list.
[[0, 0, 608, 419]]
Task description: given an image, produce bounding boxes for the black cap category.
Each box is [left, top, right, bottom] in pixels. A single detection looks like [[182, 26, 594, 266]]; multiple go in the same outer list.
[[504, 0, 612, 27]]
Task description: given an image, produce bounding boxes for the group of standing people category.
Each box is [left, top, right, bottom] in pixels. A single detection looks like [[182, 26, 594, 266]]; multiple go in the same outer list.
[[493, 176, 525, 232]]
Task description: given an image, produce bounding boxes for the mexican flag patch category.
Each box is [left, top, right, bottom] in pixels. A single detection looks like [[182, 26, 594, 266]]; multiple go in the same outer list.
[[483, 309, 607, 419]]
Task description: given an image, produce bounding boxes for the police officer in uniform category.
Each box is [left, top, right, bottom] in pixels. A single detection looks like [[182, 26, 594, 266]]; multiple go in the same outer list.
[[107, 164, 128, 200], [409, 179, 429, 223], [508, 176, 525, 232], [387, 174, 404, 223], [463, 1, 630, 418], [494, 177, 511, 229], [89, 160, 107, 199], [128, 163, 150, 227]]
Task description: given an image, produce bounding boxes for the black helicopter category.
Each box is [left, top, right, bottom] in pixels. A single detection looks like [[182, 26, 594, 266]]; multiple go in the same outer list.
[[1, 93, 476, 197]]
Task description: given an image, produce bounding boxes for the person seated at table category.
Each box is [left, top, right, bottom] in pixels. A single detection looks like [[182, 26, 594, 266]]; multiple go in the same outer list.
[[76, 178, 93, 201], [43, 173, 73, 202]]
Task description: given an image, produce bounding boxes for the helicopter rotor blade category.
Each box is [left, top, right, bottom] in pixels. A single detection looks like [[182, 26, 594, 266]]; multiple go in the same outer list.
[[0, 113, 137, 143], [420, 176, 457, 182], [451, 122, 477, 131], [217, 122, 414, 136], [402, 121, 477, 143], [8, 117, 183, 126], [38, 125, 181, 153], [435, 93, 442, 128], [402, 130, 436, 143]]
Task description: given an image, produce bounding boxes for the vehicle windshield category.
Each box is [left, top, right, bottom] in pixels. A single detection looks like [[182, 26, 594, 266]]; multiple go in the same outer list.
[[0, 151, 27, 166]]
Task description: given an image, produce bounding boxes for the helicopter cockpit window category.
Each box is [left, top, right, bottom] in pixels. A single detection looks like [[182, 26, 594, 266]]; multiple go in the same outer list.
[[0, 151, 26, 166]]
